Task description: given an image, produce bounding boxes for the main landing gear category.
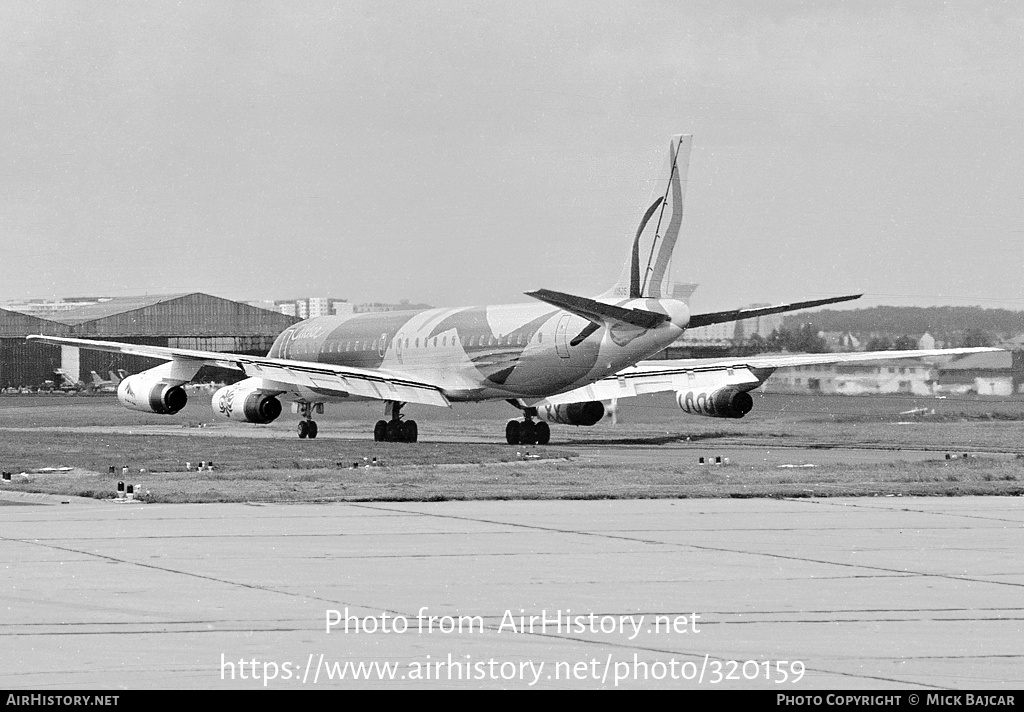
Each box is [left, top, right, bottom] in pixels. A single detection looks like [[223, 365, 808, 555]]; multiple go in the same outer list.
[[374, 401, 418, 443], [296, 401, 320, 439], [505, 404, 550, 445]]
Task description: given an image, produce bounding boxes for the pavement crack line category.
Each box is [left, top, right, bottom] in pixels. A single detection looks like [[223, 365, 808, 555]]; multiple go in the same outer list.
[[350, 503, 1024, 590]]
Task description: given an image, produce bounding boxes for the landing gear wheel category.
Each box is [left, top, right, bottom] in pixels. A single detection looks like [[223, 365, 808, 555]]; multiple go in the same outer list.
[[374, 420, 388, 442], [402, 420, 418, 443], [386, 420, 404, 442], [306, 421, 318, 439], [535, 421, 550, 445], [297, 420, 309, 439], [518, 420, 536, 445], [506, 420, 521, 445]]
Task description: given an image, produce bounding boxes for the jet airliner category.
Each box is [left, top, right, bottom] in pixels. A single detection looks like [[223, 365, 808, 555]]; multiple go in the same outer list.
[[28, 135, 995, 443]]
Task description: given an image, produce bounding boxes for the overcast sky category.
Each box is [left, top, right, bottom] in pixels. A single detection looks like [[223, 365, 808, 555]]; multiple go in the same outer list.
[[2, 1, 1022, 313]]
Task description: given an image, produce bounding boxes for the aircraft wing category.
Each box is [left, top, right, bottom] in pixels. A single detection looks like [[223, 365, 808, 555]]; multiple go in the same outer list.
[[25, 335, 451, 407], [532, 347, 1002, 406]]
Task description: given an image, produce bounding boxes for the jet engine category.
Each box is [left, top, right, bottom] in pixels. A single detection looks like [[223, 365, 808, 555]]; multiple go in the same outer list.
[[536, 401, 607, 427], [117, 375, 188, 415], [212, 384, 283, 424], [675, 387, 753, 419]]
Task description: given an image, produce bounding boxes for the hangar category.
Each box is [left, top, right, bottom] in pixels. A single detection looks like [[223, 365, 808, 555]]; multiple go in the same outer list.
[[0, 293, 299, 389], [0, 309, 70, 389]]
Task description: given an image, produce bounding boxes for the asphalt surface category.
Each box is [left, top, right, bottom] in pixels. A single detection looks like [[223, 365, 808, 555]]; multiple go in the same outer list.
[[1, 494, 1021, 689]]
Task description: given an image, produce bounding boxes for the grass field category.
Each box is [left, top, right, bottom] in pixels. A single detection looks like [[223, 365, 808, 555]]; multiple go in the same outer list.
[[2, 391, 1023, 502]]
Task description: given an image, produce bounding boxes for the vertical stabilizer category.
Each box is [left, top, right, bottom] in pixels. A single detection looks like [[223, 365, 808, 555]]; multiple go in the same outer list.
[[601, 134, 692, 299]]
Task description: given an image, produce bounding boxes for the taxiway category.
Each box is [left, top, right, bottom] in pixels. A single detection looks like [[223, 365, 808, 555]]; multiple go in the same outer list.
[[1, 495, 1021, 689]]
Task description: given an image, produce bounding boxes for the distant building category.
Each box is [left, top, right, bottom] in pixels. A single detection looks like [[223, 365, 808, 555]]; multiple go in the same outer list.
[[274, 297, 351, 318], [269, 297, 432, 317], [353, 300, 433, 314], [0, 293, 298, 388], [734, 303, 784, 342], [0, 307, 68, 389], [0, 297, 114, 319], [820, 331, 862, 351], [676, 321, 737, 347], [767, 358, 935, 395], [245, 300, 281, 314], [935, 351, 1020, 396]]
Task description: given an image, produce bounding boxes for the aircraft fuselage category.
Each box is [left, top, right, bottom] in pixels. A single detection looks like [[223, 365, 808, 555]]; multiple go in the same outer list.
[[266, 298, 690, 403]]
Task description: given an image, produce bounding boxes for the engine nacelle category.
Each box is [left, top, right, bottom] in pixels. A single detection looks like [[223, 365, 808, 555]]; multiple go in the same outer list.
[[117, 375, 188, 415], [536, 401, 606, 427], [676, 387, 753, 419], [212, 384, 282, 424]]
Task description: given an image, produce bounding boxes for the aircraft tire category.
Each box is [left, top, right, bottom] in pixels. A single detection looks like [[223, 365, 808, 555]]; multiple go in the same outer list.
[[518, 421, 536, 445], [297, 420, 309, 439], [307, 421, 318, 439], [505, 420, 520, 445], [386, 420, 403, 442], [402, 420, 418, 443], [535, 421, 550, 445], [374, 420, 388, 442]]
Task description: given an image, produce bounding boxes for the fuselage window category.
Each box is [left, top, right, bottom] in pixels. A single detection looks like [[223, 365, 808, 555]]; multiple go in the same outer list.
[[415, 338, 419, 348], [517, 334, 523, 346], [432, 337, 437, 348], [538, 333, 543, 343]]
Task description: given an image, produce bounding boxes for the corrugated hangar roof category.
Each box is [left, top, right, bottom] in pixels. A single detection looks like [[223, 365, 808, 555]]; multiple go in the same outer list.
[[2, 293, 300, 338], [47, 294, 194, 325], [0, 308, 70, 337], [66, 293, 301, 337], [939, 351, 1013, 371]]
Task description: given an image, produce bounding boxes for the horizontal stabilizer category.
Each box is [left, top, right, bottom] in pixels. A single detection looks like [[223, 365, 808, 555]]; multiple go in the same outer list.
[[526, 289, 670, 329], [688, 294, 862, 329]]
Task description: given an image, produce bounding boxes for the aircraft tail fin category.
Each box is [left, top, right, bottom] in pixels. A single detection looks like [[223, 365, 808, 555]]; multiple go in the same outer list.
[[601, 134, 692, 300]]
